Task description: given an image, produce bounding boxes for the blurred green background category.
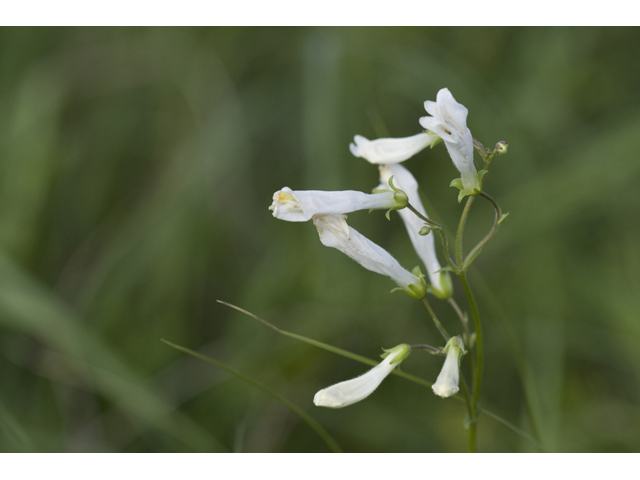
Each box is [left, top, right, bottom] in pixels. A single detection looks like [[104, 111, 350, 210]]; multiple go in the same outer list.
[[0, 27, 639, 453]]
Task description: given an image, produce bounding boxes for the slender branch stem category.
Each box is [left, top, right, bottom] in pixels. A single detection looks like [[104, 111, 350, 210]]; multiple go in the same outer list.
[[405, 203, 457, 270], [456, 196, 475, 267], [447, 298, 470, 345], [463, 192, 502, 270], [421, 297, 450, 341], [448, 297, 475, 388], [406, 203, 442, 229], [438, 230, 457, 270]]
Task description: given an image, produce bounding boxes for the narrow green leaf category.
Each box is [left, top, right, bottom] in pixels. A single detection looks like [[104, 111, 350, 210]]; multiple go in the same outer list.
[[161, 339, 343, 453], [217, 300, 546, 451]]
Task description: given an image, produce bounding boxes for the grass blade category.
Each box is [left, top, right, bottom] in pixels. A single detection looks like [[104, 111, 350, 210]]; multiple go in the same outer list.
[[0, 252, 225, 452], [161, 339, 343, 453]]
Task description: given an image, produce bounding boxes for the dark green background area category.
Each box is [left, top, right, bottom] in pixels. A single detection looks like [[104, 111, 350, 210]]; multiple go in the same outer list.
[[0, 27, 638, 452]]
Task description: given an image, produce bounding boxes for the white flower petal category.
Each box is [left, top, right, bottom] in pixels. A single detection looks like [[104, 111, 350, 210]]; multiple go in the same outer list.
[[314, 346, 408, 408], [313, 214, 424, 296], [379, 164, 449, 297], [349, 133, 438, 164], [419, 88, 479, 193], [432, 337, 465, 398], [269, 188, 397, 222]]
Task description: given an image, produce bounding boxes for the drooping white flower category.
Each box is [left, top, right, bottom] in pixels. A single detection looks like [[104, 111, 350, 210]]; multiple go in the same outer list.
[[269, 187, 405, 222], [314, 344, 411, 408], [419, 88, 483, 197], [349, 132, 439, 165], [432, 336, 466, 398], [378, 164, 452, 299], [313, 214, 425, 299]]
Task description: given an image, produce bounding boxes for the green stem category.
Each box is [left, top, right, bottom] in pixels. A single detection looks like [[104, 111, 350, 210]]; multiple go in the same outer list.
[[406, 203, 442, 229], [458, 372, 475, 452], [456, 197, 475, 267], [217, 300, 545, 451], [463, 192, 501, 270], [460, 271, 483, 452], [447, 298, 470, 348], [421, 297, 450, 341]]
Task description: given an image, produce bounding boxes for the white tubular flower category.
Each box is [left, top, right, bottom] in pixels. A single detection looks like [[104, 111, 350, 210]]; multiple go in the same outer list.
[[269, 187, 405, 222], [314, 344, 411, 408], [432, 336, 466, 398], [419, 88, 484, 200], [313, 214, 425, 299], [378, 164, 453, 300], [349, 132, 439, 165]]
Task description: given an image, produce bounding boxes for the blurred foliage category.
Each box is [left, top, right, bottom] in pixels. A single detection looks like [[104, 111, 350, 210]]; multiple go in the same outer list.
[[0, 26, 639, 452]]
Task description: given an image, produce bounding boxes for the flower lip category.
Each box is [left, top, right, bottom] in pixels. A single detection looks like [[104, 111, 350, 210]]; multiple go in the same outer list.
[[269, 188, 398, 222], [349, 132, 439, 164], [419, 88, 480, 195]]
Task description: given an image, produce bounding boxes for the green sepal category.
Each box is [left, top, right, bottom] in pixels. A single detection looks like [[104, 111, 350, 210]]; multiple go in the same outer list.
[[498, 212, 510, 224], [380, 343, 411, 365], [383, 175, 408, 213], [411, 265, 425, 279], [419, 225, 432, 236], [373, 188, 390, 194], [435, 266, 455, 273], [451, 172, 486, 203], [405, 281, 426, 299], [450, 178, 464, 190], [385, 209, 391, 221], [390, 268, 426, 299], [442, 336, 467, 356], [427, 271, 453, 300]]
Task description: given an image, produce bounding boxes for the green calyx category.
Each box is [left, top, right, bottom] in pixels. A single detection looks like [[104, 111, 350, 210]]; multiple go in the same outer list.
[[389, 266, 427, 299], [381, 343, 411, 365], [427, 271, 453, 300], [442, 336, 467, 356], [387, 175, 408, 208], [450, 170, 488, 203], [377, 176, 409, 220]]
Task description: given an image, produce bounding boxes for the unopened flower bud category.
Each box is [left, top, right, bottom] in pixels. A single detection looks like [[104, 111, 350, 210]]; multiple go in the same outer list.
[[495, 141, 508, 155], [419, 225, 432, 236]]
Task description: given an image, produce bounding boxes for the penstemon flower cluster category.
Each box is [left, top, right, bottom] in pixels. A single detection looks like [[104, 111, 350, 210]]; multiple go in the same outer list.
[[269, 88, 508, 452]]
